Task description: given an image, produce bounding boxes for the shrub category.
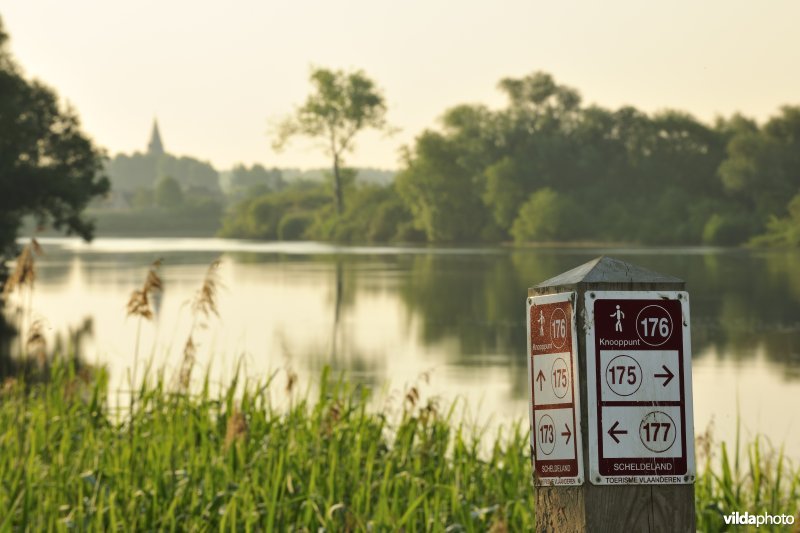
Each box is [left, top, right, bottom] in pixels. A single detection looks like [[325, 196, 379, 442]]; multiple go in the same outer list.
[[702, 213, 752, 246], [278, 212, 313, 240], [511, 188, 581, 243]]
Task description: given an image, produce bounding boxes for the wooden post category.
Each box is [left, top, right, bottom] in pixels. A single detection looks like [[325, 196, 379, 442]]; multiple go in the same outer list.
[[530, 256, 695, 532]]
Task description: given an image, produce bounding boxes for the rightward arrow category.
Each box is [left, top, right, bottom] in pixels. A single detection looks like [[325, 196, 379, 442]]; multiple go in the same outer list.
[[608, 421, 628, 444], [654, 365, 675, 387], [561, 424, 572, 445], [535, 370, 545, 391]]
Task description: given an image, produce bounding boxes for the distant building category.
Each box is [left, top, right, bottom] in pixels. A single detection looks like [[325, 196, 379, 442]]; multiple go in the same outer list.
[[147, 119, 165, 157], [107, 119, 221, 195]]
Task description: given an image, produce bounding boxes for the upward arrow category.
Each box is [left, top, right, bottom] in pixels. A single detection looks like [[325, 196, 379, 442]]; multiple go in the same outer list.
[[535, 370, 545, 391]]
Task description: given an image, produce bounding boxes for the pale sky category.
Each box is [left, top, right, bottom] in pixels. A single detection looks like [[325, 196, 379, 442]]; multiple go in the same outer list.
[[2, 1, 799, 171]]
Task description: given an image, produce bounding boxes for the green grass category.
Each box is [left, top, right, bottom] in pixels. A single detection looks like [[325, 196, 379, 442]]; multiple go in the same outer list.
[[0, 362, 797, 531]]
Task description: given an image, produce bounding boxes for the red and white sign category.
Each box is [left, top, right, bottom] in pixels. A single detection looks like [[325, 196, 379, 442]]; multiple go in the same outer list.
[[585, 291, 695, 485], [527, 292, 583, 486]]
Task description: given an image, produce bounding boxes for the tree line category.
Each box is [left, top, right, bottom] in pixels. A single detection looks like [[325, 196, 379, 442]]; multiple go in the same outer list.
[[2, 3, 799, 252], [224, 70, 800, 246]]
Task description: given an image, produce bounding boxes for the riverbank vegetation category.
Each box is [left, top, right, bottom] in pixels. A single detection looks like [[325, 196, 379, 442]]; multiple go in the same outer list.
[[82, 67, 800, 247], [0, 362, 797, 530], [214, 72, 800, 247]]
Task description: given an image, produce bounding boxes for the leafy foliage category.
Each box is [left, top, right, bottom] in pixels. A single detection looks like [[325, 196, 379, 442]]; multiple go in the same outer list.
[[511, 188, 581, 243], [393, 71, 800, 246], [0, 17, 108, 258], [225, 164, 284, 198], [273, 68, 391, 214], [396, 131, 493, 242], [220, 181, 417, 244], [219, 185, 330, 240], [750, 193, 800, 247], [278, 211, 313, 240], [107, 152, 220, 194], [155, 176, 183, 208]]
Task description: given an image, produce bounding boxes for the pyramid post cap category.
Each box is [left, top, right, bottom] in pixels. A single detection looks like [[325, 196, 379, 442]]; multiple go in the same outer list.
[[533, 256, 683, 289]]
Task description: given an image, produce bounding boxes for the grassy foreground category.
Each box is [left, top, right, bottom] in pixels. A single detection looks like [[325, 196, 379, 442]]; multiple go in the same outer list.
[[0, 364, 798, 531]]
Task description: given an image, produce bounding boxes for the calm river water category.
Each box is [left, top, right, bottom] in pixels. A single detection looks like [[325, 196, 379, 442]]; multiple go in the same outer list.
[[13, 238, 800, 461]]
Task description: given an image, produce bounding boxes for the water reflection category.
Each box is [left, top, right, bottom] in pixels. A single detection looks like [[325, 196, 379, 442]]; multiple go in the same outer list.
[[9, 240, 800, 379], [4, 239, 800, 459]]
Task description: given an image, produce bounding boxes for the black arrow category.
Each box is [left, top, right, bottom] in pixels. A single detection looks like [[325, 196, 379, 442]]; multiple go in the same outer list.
[[654, 365, 674, 387], [608, 421, 628, 444], [535, 370, 545, 391], [561, 424, 572, 445]]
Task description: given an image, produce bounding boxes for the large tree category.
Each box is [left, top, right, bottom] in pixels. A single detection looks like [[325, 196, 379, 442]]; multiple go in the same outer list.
[[0, 16, 109, 261], [272, 68, 390, 214], [719, 106, 800, 219]]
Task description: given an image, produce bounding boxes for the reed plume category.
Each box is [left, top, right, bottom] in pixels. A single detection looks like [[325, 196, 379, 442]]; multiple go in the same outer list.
[[224, 408, 248, 450], [127, 259, 163, 394], [26, 319, 47, 369], [285, 367, 298, 395], [178, 258, 222, 389], [191, 259, 221, 320], [126, 259, 163, 321], [3, 239, 43, 360], [2, 239, 42, 298], [178, 335, 196, 390]]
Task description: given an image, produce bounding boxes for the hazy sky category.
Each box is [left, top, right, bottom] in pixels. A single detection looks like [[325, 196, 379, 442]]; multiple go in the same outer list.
[[3, 1, 799, 170]]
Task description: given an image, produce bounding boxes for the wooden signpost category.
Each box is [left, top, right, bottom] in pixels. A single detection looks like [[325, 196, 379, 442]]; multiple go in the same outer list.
[[527, 257, 696, 532]]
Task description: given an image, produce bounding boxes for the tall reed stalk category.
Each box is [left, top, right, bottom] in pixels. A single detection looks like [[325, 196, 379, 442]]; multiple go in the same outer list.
[[125, 259, 162, 390], [178, 258, 221, 390], [2, 238, 43, 362]]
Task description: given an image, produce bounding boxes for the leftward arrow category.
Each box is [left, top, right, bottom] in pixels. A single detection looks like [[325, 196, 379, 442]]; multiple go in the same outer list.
[[561, 424, 572, 445], [654, 365, 675, 387], [608, 421, 628, 444], [535, 370, 545, 391]]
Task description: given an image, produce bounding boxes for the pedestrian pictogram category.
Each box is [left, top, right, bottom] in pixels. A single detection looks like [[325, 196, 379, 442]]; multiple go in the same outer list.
[[527, 292, 583, 486], [538, 309, 545, 336], [611, 305, 624, 332]]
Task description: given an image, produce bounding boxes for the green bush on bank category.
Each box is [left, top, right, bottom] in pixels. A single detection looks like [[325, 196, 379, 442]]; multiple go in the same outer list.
[[219, 185, 329, 240], [278, 211, 314, 240], [750, 193, 800, 247], [220, 182, 423, 244]]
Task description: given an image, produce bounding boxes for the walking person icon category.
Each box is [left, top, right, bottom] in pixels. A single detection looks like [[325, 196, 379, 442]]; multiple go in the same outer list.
[[610, 305, 624, 332], [538, 309, 545, 336]]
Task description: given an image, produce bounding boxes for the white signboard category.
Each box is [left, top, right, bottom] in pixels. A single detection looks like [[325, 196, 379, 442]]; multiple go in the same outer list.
[[585, 291, 695, 485], [527, 292, 583, 485]]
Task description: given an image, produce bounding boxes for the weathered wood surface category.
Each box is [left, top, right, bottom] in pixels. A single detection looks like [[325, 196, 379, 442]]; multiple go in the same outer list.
[[530, 256, 695, 532]]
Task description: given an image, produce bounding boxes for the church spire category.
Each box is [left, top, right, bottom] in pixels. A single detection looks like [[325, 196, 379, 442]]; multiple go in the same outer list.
[[147, 119, 164, 156]]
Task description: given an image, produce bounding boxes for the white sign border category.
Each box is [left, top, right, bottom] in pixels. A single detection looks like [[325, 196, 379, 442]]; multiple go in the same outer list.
[[527, 291, 584, 486], [584, 290, 695, 485]]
